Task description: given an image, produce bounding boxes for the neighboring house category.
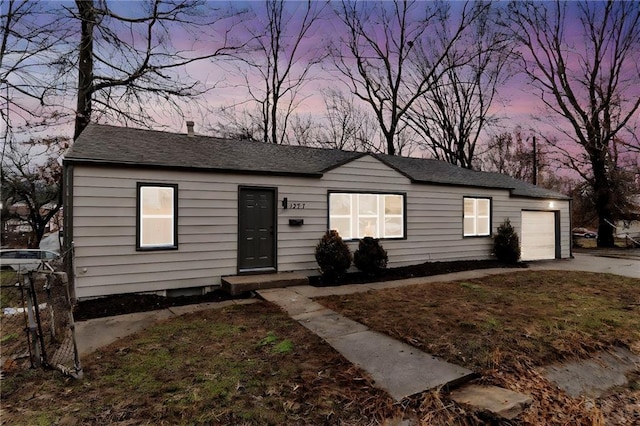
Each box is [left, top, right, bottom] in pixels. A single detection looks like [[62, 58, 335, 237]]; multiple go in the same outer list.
[[2, 202, 32, 234], [63, 124, 571, 299], [1, 202, 63, 236], [615, 195, 640, 242]]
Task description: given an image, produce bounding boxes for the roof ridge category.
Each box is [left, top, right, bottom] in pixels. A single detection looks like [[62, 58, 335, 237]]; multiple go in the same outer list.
[[85, 122, 365, 157]]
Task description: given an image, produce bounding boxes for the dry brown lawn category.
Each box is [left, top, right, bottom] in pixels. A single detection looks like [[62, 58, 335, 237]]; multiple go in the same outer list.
[[1, 303, 402, 425], [316, 270, 640, 424], [2, 270, 638, 425]]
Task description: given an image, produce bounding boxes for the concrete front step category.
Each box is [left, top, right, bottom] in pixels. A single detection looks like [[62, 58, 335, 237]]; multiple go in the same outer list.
[[221, 272, 309, 296]]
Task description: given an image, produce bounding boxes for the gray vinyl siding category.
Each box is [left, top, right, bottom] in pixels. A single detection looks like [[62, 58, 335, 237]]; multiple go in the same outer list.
[[71, 155, 570, 298], [323, 157, 570, 265]]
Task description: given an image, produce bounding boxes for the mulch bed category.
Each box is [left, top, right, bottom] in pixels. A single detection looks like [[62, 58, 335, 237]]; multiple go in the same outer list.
[[309, 259, 527, 286], [74, 259, 525, 321], [74, 289, 250, 321]]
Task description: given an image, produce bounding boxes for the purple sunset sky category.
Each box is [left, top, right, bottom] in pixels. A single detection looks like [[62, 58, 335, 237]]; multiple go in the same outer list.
[[9, 1, 640, 172]]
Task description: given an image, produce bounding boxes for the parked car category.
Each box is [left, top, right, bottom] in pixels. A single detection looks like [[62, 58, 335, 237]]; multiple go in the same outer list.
[[572, 227, 598, 238], [0, 249, 60, 272]]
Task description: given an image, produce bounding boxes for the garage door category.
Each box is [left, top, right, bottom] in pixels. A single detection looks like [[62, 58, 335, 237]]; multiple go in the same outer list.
[[521, 211, 556, 261]]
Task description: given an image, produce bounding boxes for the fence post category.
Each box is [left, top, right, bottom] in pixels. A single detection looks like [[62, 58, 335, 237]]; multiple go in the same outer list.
[[23, 274, 41, 368]]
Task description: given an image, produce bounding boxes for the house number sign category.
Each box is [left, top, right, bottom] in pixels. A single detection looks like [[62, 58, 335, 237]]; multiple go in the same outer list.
[[281, 197, 306, 209]]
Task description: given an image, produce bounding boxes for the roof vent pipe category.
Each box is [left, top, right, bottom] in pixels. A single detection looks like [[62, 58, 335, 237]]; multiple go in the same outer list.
[[186, 121, 194, 136]]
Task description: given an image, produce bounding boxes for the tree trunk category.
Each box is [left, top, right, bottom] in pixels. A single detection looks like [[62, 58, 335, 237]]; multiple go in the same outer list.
[[592, 152, 615, 247], [271, 94, 278, 144], [74, 0, 95, 140], [32, 222, 46, 249], [386, 134, 395, 155]]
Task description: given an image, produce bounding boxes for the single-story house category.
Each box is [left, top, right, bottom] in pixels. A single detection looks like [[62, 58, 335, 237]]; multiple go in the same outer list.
[[63, 123, 571, 299]]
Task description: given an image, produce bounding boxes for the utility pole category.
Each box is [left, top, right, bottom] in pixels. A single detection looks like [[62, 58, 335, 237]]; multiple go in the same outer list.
[[532, 136, 537, 185]]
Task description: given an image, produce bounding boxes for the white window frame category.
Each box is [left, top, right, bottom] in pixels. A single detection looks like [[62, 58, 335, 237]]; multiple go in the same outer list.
[[463, 197, 491, 237], [329, 192, 405, 240], [137, 183, 178, 250]]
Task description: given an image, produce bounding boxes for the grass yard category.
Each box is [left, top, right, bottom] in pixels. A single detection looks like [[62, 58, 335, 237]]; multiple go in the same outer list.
[[1, 270, 22, 307], [1, 270, 30, 363], [1, 302, 401, 425], [316, 270, 640, 424], [2, 270, 639, 425], [316, 270, 640, 370]]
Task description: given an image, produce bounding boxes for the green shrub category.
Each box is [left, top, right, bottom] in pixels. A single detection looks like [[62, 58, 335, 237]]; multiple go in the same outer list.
[[493, 218, 521, 263], [315, 230, 352, 282], [354, 237, 388, 276]]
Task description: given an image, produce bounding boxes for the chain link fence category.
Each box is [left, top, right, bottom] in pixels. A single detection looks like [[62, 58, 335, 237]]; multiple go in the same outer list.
[[1, 261, 83, 379]]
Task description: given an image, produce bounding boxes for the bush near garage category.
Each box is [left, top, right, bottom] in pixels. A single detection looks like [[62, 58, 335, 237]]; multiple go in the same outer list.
[[493, 218, 521, 264]]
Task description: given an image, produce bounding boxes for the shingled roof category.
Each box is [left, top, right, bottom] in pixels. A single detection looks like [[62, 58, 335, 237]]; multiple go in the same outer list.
[[66, 123, 569, 200], [375, 154, 569, 199]]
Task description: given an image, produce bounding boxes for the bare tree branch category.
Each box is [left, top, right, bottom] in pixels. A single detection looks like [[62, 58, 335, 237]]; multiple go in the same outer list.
[[404, 3, 515, 168], [217, 0, 328, 144], [72, 0, 249, 139], [1, 0, 70, 144], [331, 0, 488, 155]]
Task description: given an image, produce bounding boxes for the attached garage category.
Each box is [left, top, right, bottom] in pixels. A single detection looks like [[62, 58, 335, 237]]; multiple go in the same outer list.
[[521, 211, 558, 261]]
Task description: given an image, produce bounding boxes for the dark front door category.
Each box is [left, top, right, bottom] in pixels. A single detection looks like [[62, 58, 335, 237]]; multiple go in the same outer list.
[[238, 187, 276, 271]]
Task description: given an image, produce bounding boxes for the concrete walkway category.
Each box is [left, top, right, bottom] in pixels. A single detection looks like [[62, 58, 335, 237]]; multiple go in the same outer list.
[[257, 287, 475, 401], [541, 347, 640, 399]]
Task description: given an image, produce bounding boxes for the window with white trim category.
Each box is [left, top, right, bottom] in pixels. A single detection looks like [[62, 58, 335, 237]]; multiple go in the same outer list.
[[137, 184, 178, 250], [329, 192, 405, 239], [463, 197, 490, 236]]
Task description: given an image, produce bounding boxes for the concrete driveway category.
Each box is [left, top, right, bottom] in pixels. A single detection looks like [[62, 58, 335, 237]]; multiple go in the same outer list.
[[528, 250, 640, 279]]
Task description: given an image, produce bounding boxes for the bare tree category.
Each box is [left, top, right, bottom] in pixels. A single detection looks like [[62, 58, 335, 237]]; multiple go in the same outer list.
[[211, 105, 262, 141], [477, 129, 547, 183], [2, 1, 246, 141], [1, 137, 69, 247], [318, 88, 380, 152], [70, 0, 245, 139], [405, 4, 514, 168], [331, 0, 488, 155], [288, 114, 320, 147], [1, 0, 69, 143], [503, 0, 640, 247], [221, 0, 327, 144], [3, 1, 245, 242]]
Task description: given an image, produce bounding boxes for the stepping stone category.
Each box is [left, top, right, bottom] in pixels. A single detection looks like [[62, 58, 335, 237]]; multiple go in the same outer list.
[[541, 347, 640, 398], [450, 384, 533, 420]]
